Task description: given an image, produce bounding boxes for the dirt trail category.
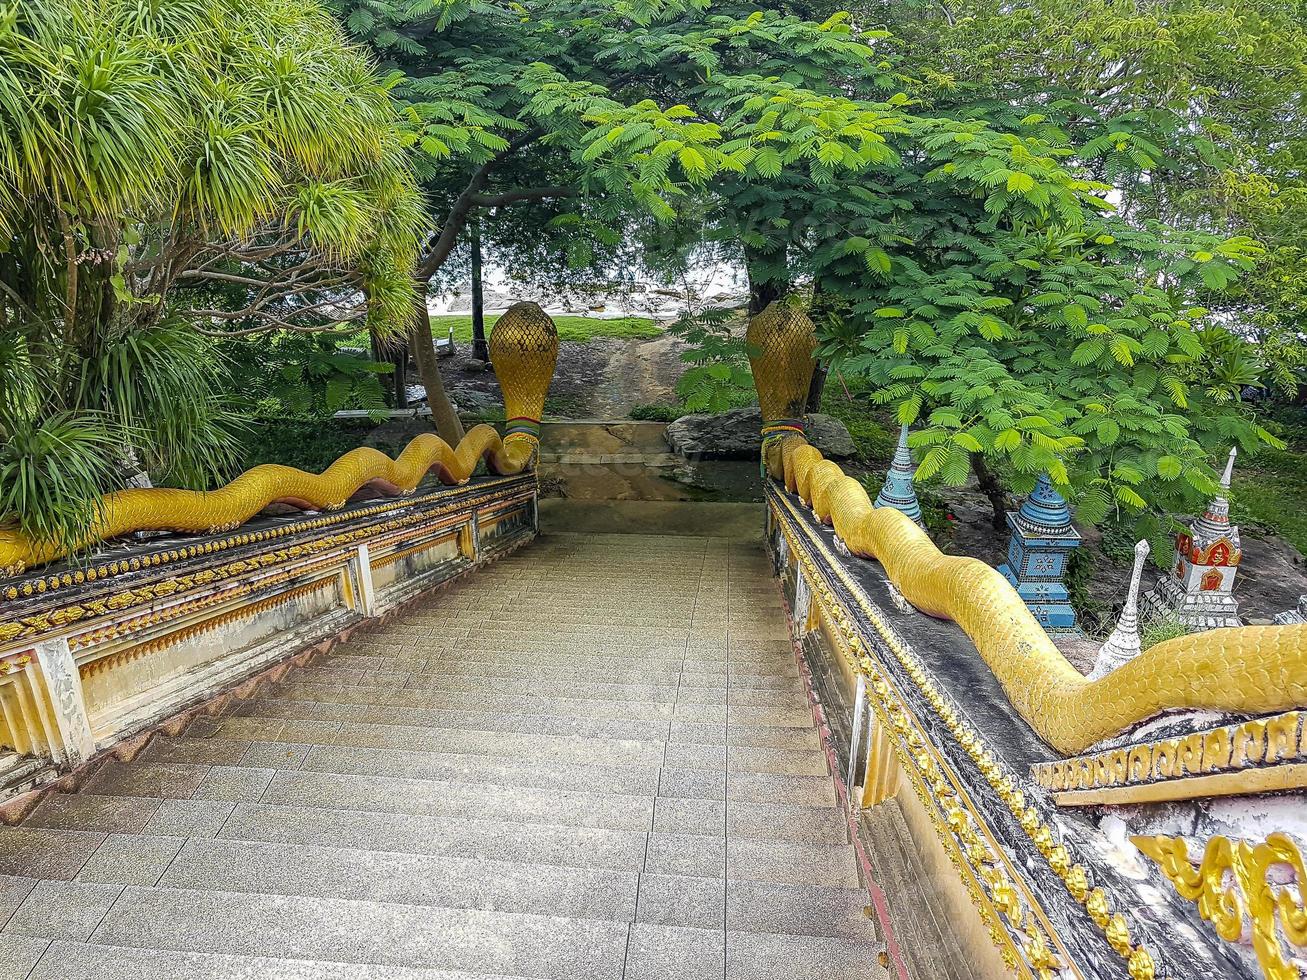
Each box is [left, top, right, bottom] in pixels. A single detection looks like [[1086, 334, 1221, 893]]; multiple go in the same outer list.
[[589, 333, 686, 417], [438, 331, 688, 419]]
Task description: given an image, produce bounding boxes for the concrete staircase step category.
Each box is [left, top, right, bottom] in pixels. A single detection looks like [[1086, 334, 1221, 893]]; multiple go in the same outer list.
[[636, 873, 877, 941], [228, 697, 679, 743], [0, 531, 891, 980], [157, 837, 639, 924], [215, 802, 650, 872], [86, 885, 631, 980], [258, 678, 811, 718], [25, 941, 541, 980], [320, 655, 803, 688], [0, 827, 105, 880], [651, 798, 848, 844], [189, 718, 669, 769], [79, 763, 656, 833], [216, 699, 822, 752]]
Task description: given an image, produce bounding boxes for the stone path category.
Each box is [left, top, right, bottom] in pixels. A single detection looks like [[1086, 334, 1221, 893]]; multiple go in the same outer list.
[[0, 531, 886, 980]]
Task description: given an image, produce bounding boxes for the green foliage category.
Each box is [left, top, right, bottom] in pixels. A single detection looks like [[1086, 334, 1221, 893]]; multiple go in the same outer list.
[[668, 309, 757, 414], [226, 334, 392, 420], [1232, 408, 1307, 555], [0, 0, 420, 550], [238, 418, 407, 473], [817, 390, 896, 466], [435, 315, 660, 344], [1141, 614, 1192, 651], [630, 403, 684, 422], [866, 0, 1307, 393], [0, 414, 120, 552]]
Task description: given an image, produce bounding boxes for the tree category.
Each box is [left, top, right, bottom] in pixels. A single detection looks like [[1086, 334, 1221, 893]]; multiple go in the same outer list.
[[340, 0, 1284, 544], [0, 0, 423, 550], [861, 0, 1307, 392], [333, 0, 921, 439]]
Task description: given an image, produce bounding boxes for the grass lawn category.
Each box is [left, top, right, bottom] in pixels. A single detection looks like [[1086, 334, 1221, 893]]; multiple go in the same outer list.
[[429, 314, 660, 344], [1232, 409, 1307, 555]]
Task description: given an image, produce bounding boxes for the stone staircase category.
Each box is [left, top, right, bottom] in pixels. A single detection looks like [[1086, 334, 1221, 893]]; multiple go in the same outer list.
[[537, 421, 761, 502], [0, 530, 888, 980]]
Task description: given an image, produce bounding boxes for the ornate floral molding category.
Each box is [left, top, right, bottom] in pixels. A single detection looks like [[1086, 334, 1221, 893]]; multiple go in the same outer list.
[[0, 484, 531, 648], [1133, 833, 1307, 980], [772, 491, 1160, 980], [1031, 712, 1307, 805]]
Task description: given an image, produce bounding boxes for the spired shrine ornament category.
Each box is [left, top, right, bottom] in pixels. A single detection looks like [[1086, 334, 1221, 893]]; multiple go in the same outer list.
[[997, 473, 1083, 631], [1144, 447, 1243, 629]]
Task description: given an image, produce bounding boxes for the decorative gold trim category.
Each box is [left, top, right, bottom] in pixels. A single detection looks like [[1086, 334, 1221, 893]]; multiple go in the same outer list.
[[79, 577, 336, 678], [371, 534, 459, 571], [746, 305, 1307, 757], [0, 486, 531, 647], [0, 476, 528, 602], [1032, 712, 1306, 805], [1133, 833, 1307, 980], [0, 309, 559, 575], [772, 492, 1160, 979]]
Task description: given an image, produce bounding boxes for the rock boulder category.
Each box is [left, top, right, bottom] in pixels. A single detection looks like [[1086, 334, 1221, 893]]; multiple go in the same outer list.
[[665, 407, 856, 460]]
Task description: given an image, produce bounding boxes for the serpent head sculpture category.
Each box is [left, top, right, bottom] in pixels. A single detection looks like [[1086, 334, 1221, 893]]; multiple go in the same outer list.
[[0, 302, 560, 576], [748, 302, 1307, 756]]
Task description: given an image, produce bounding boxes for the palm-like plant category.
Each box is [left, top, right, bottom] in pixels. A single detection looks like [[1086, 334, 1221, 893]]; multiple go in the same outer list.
[[0, 0, 425, 552]]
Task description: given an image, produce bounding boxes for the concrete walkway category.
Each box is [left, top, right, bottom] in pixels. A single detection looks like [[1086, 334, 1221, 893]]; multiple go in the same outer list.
[[0, 531, 886, 980]]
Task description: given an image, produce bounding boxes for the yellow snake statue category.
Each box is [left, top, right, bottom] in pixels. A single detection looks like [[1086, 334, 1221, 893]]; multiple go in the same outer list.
[[749, 302, 1307, 756], [0, 302, 559, 576]]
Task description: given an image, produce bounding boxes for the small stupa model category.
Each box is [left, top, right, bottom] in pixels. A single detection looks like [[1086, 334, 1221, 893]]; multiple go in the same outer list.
[[1143, 448, 1242, 629], [874, 424, 924, 527], [1088, 540, 1150, 679], [998, 473, 1082, 631]]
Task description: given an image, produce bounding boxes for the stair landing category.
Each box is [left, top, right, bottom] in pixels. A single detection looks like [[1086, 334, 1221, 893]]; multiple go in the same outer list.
[[0, 528, 887, 979]]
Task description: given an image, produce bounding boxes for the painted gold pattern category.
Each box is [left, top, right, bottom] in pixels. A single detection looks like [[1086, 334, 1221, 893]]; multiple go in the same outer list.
[[0, 486, 532, 647], [1032, 712, 1307, 804], [370, 534, 460, 571], [1133, 833, 1307, 980], [0, 309, 557, 575], [772, 491, 1160, 979], [748, 304, 1307, 756], [79, 577, 335, 678]]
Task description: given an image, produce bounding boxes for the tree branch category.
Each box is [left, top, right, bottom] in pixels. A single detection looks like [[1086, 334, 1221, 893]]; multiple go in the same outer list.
[[416, 127, 545, 282], [468, 186, 578, 207]]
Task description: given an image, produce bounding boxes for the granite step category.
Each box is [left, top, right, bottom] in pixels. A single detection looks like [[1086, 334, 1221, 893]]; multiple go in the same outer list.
[[0, 531, 889, 980], [23, 942, 542, 980], [22, 796, 860, 891], [237, 684, 816, 730], [187, 710, 826, 755], [333, 647, 801, 678], [80, 763, 655, 832], [60, 885, 885, 980], [157, 837, 639, 923], [637, 873, 877, 941], [83, 885, 629, 980], [310, 658, 805, 693], [290, 665, 807, 702]]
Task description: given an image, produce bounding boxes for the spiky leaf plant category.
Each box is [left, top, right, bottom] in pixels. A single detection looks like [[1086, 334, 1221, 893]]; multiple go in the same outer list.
[[0, 0, 424, 554]]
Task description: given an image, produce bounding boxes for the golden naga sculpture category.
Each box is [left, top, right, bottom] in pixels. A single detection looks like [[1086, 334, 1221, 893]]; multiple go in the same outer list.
[[747, 301, 1307, 756], [0, 302, 559, 576]]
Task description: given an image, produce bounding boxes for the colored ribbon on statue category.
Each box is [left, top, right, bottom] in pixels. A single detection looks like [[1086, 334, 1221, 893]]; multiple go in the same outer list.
[[761, 418, 806, 476], [504, 416, 541, 443]]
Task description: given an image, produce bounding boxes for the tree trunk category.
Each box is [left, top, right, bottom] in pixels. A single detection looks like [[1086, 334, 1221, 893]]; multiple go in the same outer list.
[[369, 327, 408, 408], [743, 242, 787, 316], [805, 365, 827, 414], [805, 276, 828, 412], [971, 453, 1010, 530], [470, 218, 489, 362], [411, 302, 465, 444]]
